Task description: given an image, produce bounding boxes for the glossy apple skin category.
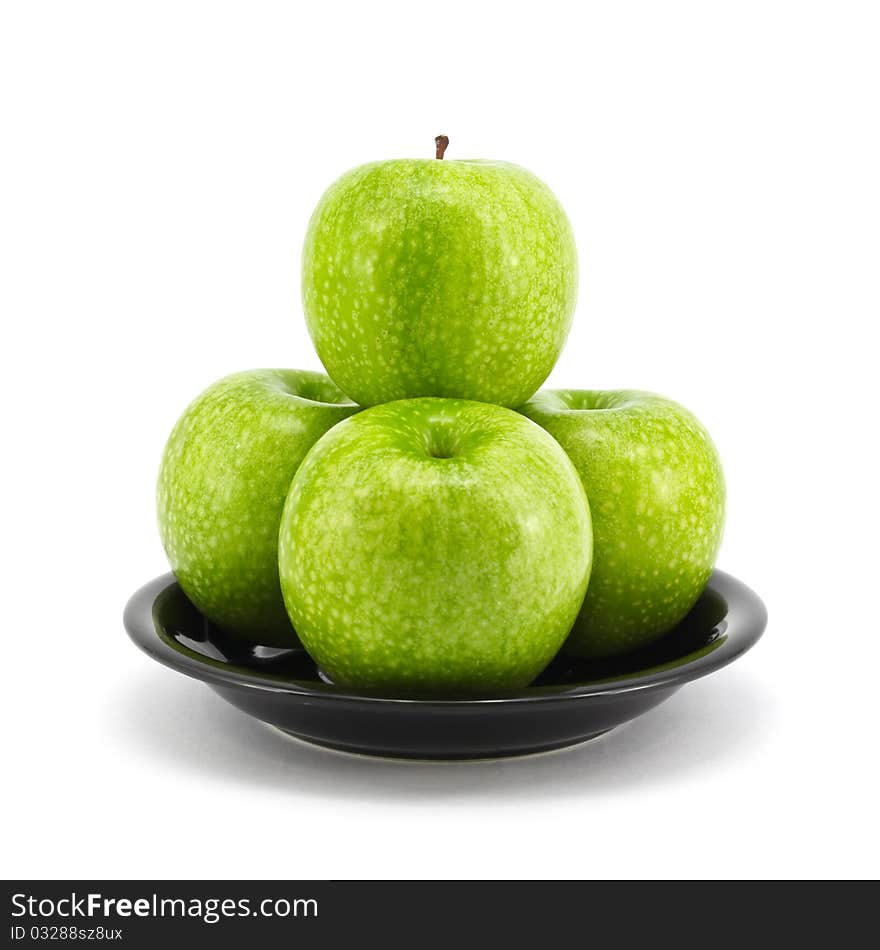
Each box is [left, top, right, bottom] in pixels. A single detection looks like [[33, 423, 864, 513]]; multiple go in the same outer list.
[[278, 398, 592, 694], [520, 390, 725, 658], [157, 369, 359, 646], [302, 159, 577, 408]]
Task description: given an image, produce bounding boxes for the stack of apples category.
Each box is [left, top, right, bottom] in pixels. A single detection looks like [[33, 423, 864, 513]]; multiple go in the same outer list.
[[158, 138, 725, 694]]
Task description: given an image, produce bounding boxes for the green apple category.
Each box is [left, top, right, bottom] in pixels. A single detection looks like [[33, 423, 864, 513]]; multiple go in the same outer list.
[[301, 138, 578, 408], [157, 369, 359, 645], [520, 390, 725, 658], [278, 398, 592, 693]]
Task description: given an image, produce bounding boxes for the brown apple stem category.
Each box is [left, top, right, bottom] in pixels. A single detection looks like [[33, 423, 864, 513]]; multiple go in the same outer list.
[[435, 135, 449, 159]]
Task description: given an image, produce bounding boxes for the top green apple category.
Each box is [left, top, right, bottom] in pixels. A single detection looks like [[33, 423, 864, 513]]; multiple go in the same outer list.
[[301, 137, 578, 407]]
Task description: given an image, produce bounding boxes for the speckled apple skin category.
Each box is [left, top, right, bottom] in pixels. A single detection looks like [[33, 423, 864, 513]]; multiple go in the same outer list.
[[302, 160, 578, 408], [520, 390, 725, 659], [278, 399, 592, 694], [157, 369, 359, 646]]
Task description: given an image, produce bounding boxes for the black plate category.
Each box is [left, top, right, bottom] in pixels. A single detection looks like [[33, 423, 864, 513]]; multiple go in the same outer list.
[[123, 570, 766, 760]]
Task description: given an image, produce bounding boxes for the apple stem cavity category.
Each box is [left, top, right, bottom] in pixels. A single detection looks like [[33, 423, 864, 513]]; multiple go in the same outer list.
[[435, 134, 449, 160]]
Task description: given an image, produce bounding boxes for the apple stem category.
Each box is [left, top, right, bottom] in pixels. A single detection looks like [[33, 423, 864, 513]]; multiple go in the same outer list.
[[435, 135, 449, 160]]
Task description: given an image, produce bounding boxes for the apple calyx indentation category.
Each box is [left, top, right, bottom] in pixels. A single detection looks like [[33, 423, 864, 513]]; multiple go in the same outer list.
[[423, 426, 457, 460]]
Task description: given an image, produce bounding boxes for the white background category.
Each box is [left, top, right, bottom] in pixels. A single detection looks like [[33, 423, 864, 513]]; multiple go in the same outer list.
[[2, 1, 878, 879]]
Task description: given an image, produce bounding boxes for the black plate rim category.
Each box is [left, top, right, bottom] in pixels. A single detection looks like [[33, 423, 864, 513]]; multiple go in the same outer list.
[[123, 569, 766, 707]]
